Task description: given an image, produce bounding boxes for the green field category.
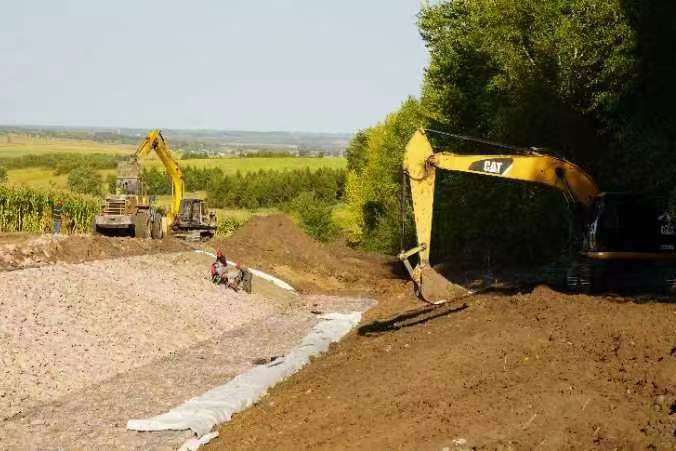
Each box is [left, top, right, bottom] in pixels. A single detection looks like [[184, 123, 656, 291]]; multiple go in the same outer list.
[[2, 137, 345, 192], [0, 138, 134, 157]]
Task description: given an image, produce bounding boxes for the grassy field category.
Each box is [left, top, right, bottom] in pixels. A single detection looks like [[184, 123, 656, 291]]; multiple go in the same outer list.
[[7, 157, 345, 191], [0, 136, 134, 157], [6, 168, 117, 190]]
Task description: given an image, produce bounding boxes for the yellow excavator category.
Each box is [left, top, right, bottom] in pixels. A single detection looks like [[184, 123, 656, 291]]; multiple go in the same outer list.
[[399, 129, 676, 304], [93, 130, 217, 240]]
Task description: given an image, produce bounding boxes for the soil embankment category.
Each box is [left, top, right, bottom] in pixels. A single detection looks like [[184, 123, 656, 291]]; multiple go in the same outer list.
[[204, 218, 676, 450], [0, 234, 188, 271]]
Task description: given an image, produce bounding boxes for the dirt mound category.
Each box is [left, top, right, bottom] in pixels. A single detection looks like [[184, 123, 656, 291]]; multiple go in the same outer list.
[[210, 281, 676, 450], [0, 234, 188, 271], [212, 215, 393, 294]]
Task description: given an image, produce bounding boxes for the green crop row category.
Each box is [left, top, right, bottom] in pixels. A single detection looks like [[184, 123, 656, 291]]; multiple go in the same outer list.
[[0, 185, 99, 234]]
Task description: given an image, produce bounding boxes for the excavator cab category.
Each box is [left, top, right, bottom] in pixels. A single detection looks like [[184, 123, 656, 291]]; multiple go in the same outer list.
[[172, 199, 217, 241], [585, 193, 675, 254]]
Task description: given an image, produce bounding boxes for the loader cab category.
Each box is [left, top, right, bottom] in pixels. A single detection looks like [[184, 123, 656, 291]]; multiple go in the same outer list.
[[585, 193, 675, 253], [116, 176, 141, 196]]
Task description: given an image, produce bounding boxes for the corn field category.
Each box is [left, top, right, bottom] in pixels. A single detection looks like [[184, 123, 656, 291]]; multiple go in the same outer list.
[[0, 185, 99, 234]]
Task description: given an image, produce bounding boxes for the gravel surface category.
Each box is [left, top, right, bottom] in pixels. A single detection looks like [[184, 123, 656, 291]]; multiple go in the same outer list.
[[0, 252, 274, 420], [0, 249, 374, 450]]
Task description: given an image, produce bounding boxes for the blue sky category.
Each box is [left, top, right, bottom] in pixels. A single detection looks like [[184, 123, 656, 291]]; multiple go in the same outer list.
[[0, 0, 428, 133]]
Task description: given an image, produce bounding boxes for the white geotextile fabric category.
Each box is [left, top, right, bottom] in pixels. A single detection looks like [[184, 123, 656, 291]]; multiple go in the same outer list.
[[127, 312, 361, 437], [192, 250, 296, 292]]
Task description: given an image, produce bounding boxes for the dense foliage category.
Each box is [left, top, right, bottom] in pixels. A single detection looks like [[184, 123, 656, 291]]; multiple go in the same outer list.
[[68, 166, 103, 197], [140, 165, 345, 210], [345, 0, 676, 266], [0, 185, 99, 233], [207, 168, 345, 210], [286, 191, 339, 242], [0, 166, 6, 184]]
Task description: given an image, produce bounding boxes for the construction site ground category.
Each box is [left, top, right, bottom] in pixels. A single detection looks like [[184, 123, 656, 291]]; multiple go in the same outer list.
[[2, 216, 676, 449], [0, 230, 372, 449], [207, 217, 676, 450]]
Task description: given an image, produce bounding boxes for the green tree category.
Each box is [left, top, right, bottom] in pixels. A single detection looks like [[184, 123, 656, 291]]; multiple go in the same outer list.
[[0, 166, 7, 184], [344, 97, 423, 252], [345, 130, 369, 174], [288, 191, 338, 242], [68, 166, 102, 196]]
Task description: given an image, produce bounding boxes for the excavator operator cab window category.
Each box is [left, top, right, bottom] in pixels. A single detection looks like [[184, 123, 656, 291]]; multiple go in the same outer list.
[[594, 193, 662, 252], [116, 177, 139, 195]]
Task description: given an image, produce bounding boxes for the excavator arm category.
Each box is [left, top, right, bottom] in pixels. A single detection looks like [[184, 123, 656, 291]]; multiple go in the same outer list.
[[400, 129, 600, 304], [134, 129, 184, 221]]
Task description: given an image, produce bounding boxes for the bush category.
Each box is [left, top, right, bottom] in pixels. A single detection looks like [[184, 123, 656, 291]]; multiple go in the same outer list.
[[68, 166, 103, 196], [0, 166, 7, 184], [216, 216, 245, 237], [287, 191, 339, 242]]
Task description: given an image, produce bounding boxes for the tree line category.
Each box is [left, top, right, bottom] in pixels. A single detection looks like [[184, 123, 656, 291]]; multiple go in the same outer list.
[[140, 165, 345, 210], [345, 0, 676, 266]]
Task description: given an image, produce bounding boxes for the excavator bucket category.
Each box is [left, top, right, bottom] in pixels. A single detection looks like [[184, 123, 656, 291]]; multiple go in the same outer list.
[[417, 266, 468, 305], [399, 249, 468, 305]]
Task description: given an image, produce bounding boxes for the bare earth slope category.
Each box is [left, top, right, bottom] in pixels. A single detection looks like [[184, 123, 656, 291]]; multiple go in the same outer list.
[[204, 218, 676, 450]]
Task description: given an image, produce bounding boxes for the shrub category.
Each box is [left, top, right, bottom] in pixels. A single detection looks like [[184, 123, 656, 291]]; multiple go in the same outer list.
[[287, 191, 339, 242], [217, 216, 245, 237], [68, 166, 103, 196]]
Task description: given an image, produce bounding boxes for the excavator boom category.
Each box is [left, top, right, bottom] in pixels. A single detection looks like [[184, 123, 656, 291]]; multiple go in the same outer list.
[[134, 129, 184, 221], [401, 129, 600, 304]]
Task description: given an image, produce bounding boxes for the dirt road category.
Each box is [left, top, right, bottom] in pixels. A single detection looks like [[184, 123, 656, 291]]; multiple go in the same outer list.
[[204, 216, 676, 450]]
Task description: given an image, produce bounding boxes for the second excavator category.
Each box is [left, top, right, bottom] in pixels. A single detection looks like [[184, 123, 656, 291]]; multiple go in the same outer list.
[[399, 129, 676, 304], [93, 130, 217, 240]]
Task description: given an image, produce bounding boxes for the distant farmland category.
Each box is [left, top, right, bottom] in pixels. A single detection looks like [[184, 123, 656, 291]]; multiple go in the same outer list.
[[1, 135, 346, 190], [0, 136, 134, 157]]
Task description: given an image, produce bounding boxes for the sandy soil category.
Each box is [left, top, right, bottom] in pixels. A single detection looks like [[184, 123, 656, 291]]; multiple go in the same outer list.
[[0, 294, 372, 450]]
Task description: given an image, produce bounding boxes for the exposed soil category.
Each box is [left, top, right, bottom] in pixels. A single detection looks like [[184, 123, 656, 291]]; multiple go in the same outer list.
[[5, 216, 676, 449], [210, 215, 394, 295], [0, 233, 188, 271], [200, 218, 676, 450]]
